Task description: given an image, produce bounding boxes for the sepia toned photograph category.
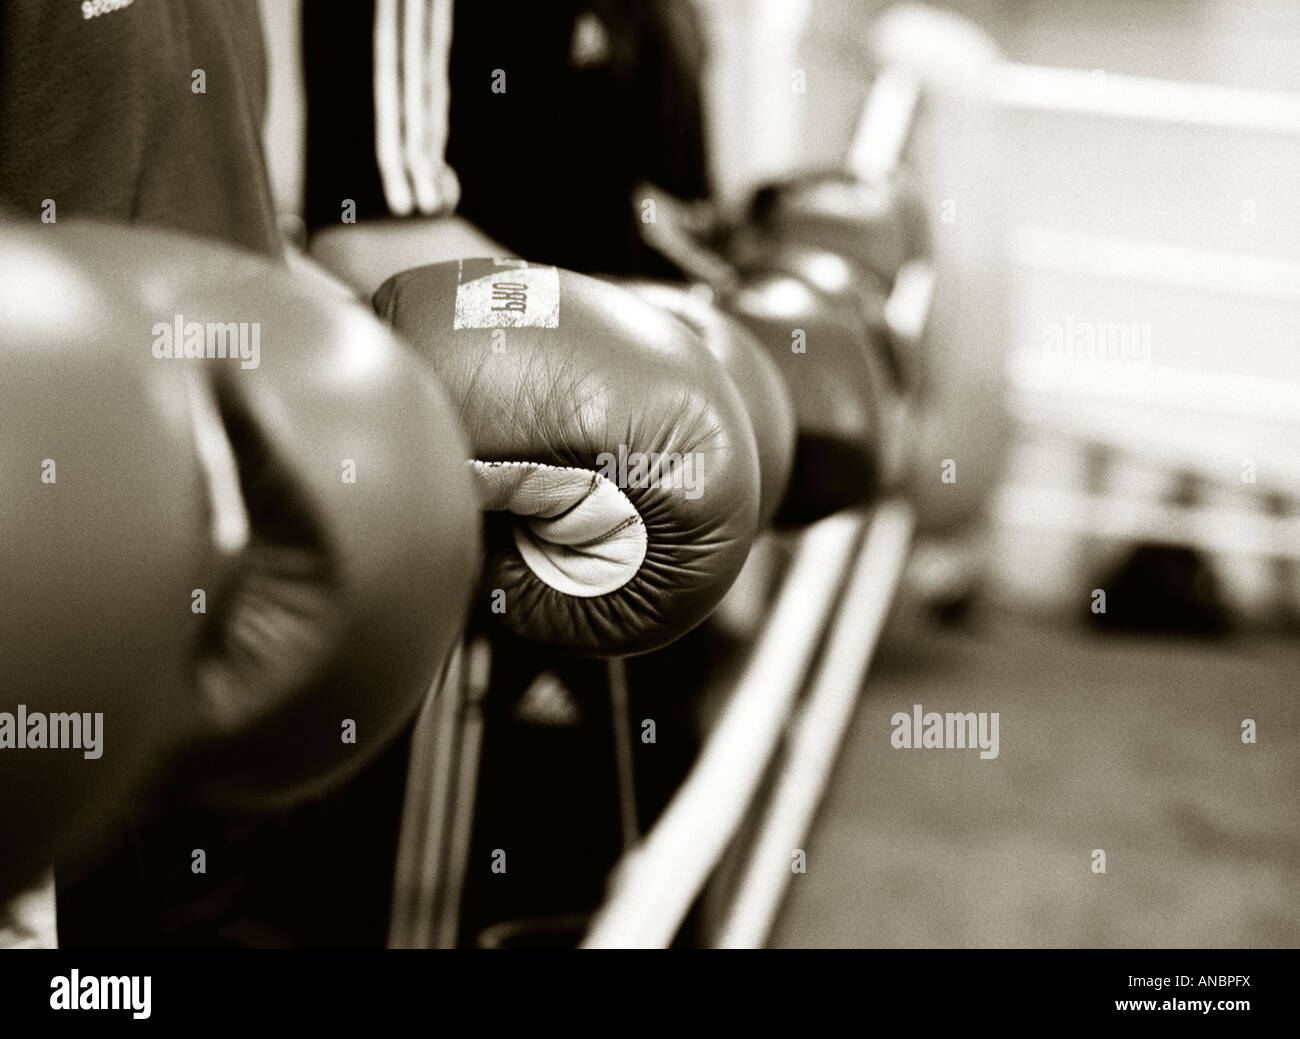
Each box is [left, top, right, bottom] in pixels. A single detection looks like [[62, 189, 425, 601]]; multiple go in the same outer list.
[[0, 0, 1294, 1021]]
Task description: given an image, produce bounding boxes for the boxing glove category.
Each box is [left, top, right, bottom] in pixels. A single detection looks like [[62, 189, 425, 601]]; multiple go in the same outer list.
[[729, 240, 915, 394], [740, 173, 928, 291], [716, 271, 891, 525], [373, 259, 762, 656], [309, 215, 515, 299], [613, 280, 797, 529], [0, 220, 478, 896]]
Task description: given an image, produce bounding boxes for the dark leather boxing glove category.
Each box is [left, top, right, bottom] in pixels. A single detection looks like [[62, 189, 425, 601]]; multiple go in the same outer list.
[[716, 271, 891, 525], [729, 245, 916, 496], [727, 240, 916, 393], [627, 190, 904, 523], [741, 173, 929, 291], [309, 215, 514, 299], [614, 280, 797, 529], [373, 259, 762, 656], [0, 220, 479, 896]]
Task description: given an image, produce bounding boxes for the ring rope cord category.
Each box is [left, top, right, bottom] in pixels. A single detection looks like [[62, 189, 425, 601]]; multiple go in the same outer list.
[[582, 511, 865, 948], [714, 499, 915, 948], [608, 658, 640, 852]]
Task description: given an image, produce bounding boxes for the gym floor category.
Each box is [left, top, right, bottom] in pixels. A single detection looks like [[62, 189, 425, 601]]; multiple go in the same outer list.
[[771, 610, 1300, 947]]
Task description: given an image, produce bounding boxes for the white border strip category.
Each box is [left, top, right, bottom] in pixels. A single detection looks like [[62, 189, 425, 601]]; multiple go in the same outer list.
[[1009, 353, 1300, 427], [388, 645, 462, 948], [1009, 226, 1300, 305], [715, 501, 915, 948], [994, 62, 1300, 136]]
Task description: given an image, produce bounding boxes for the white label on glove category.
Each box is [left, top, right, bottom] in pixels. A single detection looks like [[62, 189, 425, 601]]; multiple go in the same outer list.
[[454, 262, 560, 328]]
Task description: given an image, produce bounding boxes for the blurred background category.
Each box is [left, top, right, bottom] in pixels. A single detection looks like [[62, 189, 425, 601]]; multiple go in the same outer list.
[[688, 0, 1300, 947], [704, 0, 1300, 623], [5, 0, 1291, 954]]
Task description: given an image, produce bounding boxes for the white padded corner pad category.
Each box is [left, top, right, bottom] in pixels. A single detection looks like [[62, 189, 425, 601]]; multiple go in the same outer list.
[[469, 460, 648, 598]]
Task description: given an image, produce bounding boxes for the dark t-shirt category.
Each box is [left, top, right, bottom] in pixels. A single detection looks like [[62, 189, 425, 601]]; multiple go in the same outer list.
[[303, 0, 711, 275], [446, 0, 711, 275], [0, 0, 279, 256]]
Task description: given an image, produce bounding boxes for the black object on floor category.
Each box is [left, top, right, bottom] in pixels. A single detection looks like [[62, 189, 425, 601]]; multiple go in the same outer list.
[[1086, 543, 1232, 635]]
